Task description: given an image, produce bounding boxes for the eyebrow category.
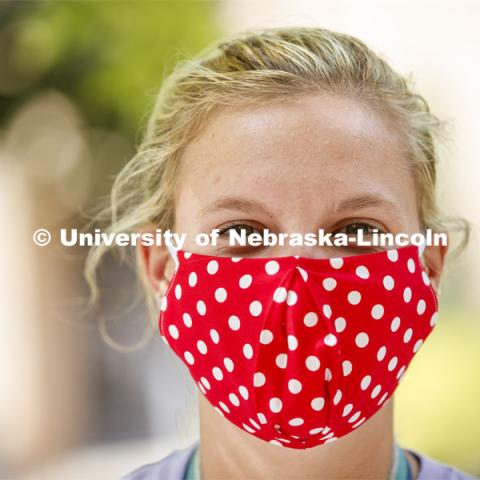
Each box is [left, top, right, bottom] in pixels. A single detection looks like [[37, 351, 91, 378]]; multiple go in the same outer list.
[[200, 197, 274, 218], [334, 194, 400, 214], [200, 193, 399, 218]]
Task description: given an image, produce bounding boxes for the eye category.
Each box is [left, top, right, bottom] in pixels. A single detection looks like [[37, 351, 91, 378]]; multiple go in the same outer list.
[[334, 222, 382, 236], [331, 221, 387, 252], [218, 223, 262, 238]]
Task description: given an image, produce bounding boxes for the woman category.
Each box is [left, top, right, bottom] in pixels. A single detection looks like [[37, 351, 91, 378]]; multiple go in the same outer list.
[[86, 27, 474, 479]]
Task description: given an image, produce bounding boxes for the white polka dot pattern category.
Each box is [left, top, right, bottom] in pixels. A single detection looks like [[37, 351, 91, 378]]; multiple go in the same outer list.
[[159, 244, 438, 449]]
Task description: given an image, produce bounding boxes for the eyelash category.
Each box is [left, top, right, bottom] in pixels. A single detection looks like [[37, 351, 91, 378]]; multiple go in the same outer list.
[[335, 222, 384, 236], [218, 223, 259, 237]]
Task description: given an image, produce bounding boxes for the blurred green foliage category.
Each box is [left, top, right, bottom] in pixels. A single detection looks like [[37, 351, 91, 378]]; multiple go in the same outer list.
[[395, 307, 480, 476], [0, 0, 219, 140]]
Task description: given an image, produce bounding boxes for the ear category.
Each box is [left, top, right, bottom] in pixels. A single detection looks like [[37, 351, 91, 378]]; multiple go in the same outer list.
[[421, 234, 449, 294], [137, 224, 176, 297]]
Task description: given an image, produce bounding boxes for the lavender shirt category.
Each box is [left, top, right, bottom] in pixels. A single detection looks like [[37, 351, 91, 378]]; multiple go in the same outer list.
[[122, 442, 477, 480]]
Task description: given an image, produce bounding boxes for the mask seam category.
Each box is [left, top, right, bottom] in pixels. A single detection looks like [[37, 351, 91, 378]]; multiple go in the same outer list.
[[250, 264, 297, 440], [296, 261, 336, 434]]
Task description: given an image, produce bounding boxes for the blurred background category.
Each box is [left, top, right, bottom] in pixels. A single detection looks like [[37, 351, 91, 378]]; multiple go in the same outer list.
[[0, 1, 478, 478]]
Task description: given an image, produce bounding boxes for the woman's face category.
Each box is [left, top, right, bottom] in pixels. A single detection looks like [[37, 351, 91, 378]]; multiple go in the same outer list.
[[176, 93, 418, 254], [139, 91, 447, 459], [142, 92, 446, 291]]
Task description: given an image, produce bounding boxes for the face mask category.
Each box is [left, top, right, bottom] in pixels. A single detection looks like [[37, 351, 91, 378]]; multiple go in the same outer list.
[[158, 244, 438, 449]]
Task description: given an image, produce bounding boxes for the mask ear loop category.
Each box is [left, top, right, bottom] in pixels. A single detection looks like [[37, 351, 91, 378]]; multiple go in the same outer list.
[[416, 229, 428, 258], [155, 287, 164, 310], [418, 241, 426, 258], [155, 242, 180, 311], [417, 232, 443, 297], [166, 241, 180, 270]]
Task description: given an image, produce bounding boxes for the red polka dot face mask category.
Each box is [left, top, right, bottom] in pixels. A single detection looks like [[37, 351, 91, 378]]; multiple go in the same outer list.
[[158, 244, 438, 449]]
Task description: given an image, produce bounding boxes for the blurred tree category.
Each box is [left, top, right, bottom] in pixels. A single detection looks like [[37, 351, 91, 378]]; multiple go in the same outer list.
[[0, 1, 221, 468], [0, 0, 219, 141]]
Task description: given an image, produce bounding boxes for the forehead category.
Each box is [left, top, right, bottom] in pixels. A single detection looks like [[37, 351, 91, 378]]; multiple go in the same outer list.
[[176, 93, 416, 225]]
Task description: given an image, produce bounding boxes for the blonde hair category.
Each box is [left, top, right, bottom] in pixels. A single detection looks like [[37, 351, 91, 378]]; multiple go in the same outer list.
[[85, 26, 470, 346]]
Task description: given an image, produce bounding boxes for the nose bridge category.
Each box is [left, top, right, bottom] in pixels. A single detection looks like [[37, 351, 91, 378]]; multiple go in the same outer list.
[[294, 245, 331, 259], [272, 215, 335, 259], [269, 244, 333, 260]]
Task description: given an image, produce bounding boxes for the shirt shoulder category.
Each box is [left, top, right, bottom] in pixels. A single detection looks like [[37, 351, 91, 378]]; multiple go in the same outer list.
[[121, 443, 197, 480], [411, 449, 478, 480]]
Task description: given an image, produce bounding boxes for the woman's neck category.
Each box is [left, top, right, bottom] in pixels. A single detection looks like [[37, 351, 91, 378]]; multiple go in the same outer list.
[[199, 395, 395, 480]]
